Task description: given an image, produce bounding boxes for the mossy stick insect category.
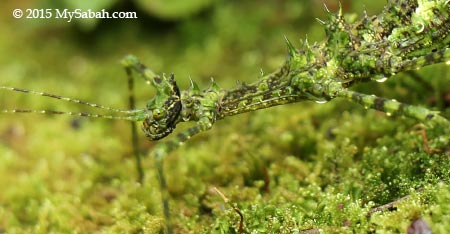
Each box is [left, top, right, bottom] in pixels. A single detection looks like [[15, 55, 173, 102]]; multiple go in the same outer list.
[[1, 0, 450, 233]]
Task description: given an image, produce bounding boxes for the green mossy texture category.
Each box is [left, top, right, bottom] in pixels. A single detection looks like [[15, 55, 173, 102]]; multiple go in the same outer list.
[[0, 1, 449, 233]]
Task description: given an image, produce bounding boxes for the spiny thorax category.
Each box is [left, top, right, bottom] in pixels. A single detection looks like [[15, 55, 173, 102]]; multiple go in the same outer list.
[[177, 78, 222, 122], [215, 37, 339, 118], [319, 0, 450, 82], [216, 49, 312, 118], [188, 36, 341, 119], [251, 0, 450, 103], [170, 0, 450, 125]]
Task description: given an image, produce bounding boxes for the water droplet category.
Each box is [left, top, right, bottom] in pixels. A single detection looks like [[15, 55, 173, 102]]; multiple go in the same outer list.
[[375, 76, 388, 83], [416, 23, 425, 33], [446, 60, 450, 65], [386, 112, 392, 116], [364, 106, 369, 110], [315, 100, 328, 104]]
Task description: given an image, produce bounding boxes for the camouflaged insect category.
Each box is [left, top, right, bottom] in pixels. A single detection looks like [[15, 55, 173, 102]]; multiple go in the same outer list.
[[1, 0, 449, 233], [120, 1, 450, 232], [120, 0, 450, 148]]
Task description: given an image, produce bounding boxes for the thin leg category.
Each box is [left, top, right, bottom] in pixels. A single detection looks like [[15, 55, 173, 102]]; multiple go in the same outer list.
[[337, 89, 449, 125], [393, 48, 450, 73], [121, 54, 163, 183], [122, 55, 217, 233], [121, 55, 157, 83], [152, 121, 213, 234], [124, 65, 144, 183]]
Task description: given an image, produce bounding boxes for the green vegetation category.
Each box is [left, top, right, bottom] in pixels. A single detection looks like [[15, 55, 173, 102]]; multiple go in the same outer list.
[[0, 0, 449, 233]]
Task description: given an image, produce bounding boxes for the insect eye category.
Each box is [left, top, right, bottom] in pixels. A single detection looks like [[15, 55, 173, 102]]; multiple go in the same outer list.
[[152, 108, 166, 120]]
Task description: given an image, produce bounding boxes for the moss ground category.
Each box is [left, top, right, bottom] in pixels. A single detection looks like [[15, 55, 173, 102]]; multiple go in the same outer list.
[[0, 1, 449, 233]]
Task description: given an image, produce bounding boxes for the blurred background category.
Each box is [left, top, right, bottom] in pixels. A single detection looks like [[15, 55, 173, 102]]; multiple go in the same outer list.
[[0, 0, 385, 156], [0, 0, 384, 101], [1, 0, 449, 233]]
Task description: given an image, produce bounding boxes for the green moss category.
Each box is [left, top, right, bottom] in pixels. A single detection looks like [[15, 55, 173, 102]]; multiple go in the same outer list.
[[0, 0, 449, 233]]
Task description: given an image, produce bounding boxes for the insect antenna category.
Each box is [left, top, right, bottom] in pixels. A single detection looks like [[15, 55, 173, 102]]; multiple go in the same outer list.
[[0, 86, 146, 121]]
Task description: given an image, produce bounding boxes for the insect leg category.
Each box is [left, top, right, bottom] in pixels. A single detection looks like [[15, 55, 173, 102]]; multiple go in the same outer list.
[[123, 63, 144, 183], [337, 90, 449, 125], [393, 48, 450, 73], [152, 118, 214, 234], [121, 55, 157, 83], [121, 54, 166, 183]]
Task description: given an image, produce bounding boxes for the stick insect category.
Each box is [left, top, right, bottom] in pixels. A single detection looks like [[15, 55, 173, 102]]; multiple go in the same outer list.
[[1, 0, 449, 233]]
